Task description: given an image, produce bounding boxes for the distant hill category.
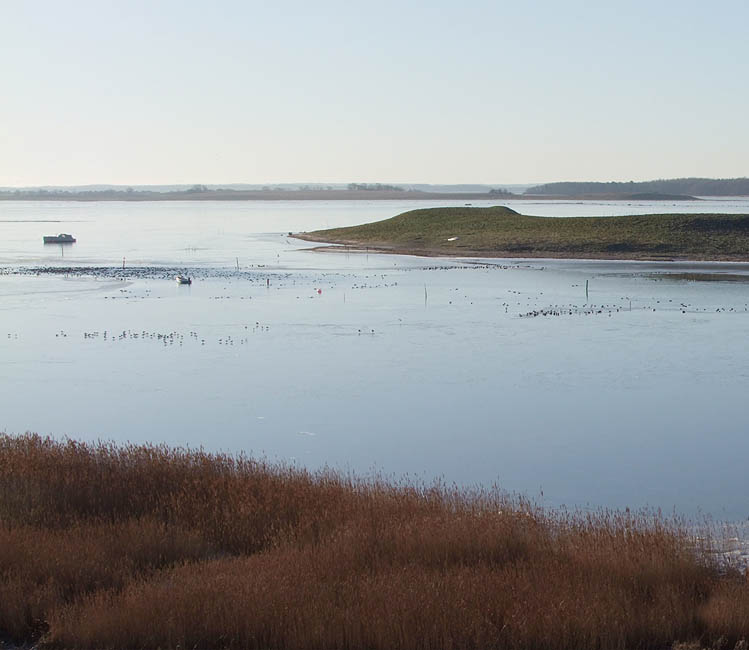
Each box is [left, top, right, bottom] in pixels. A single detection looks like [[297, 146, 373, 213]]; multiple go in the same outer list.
[[525, 178, 749, 197]]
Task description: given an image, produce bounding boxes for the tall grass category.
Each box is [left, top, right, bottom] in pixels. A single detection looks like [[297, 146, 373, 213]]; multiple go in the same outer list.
[[0, 433, 747, 649]]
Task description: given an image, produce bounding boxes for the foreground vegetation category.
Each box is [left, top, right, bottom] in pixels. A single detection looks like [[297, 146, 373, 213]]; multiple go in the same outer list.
[[1, 434, 748, 649], [297, 206, 749, 260]]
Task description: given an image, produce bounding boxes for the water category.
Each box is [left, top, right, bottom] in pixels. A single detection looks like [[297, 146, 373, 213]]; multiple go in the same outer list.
[[2, 198, 749, 520]]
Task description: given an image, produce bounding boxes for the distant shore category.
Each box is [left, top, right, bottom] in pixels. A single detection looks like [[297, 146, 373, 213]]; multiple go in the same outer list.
[[0, 189, 705, 202], [0, 189, 499, 202], [294, 206, 749, 262]]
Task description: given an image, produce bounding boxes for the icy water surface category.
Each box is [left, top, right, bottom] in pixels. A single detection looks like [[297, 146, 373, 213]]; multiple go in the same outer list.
[[2, 199, 749, 520]]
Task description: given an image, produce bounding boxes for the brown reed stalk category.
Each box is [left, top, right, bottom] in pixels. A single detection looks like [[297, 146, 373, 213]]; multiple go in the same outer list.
[[0, 433, 746, 649]]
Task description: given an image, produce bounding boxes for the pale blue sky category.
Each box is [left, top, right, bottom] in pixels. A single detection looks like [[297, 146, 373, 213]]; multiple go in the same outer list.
[[1, 0, 747, 186]]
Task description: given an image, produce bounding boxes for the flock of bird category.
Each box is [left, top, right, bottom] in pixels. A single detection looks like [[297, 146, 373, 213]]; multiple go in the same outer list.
[[3, 264, 749, 348], [77, 324, 273, 347]]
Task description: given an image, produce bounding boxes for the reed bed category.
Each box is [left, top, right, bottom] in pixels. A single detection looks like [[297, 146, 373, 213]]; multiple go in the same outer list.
[[0, 433, 746, 649]]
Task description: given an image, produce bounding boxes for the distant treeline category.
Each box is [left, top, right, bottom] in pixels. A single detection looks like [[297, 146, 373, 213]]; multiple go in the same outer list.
[[0, 186, 509, 202], [347, 183, 406, 191], [526, 178, 749, 197]]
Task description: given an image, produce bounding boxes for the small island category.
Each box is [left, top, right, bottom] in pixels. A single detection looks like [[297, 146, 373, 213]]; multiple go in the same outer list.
[[295, 206, 749, 261]]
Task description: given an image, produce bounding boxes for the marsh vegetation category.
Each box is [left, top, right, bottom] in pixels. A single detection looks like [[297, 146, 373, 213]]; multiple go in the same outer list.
[[1, 434, 748, 649]]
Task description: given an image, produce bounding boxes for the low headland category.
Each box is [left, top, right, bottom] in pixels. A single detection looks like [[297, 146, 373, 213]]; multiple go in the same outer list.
[[295, 206, 749, 261], [0, 433, 747, 649]]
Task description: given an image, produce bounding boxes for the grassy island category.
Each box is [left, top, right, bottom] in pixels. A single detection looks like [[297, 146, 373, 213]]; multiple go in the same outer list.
[[295, 206, 749, 261], [1, 434, 748, 649]]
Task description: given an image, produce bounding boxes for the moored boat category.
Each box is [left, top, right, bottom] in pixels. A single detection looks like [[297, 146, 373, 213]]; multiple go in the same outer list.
[[175, 275, 192, 285], [43, 233, 76, 244]]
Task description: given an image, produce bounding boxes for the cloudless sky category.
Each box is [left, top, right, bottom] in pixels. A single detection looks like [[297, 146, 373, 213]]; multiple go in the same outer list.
[[1, 0, 747, 185]]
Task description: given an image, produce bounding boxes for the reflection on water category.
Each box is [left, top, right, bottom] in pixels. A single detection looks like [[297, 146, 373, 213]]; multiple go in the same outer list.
[[1, 199, 749, 521]]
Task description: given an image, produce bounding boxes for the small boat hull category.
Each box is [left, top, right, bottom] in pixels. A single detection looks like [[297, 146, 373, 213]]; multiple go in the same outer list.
[[175, 275, 192, 285], [43, 234, 76, 244]]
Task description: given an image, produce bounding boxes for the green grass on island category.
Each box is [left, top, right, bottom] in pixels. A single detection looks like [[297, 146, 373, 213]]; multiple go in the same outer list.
[[296, 206, 749, 260]]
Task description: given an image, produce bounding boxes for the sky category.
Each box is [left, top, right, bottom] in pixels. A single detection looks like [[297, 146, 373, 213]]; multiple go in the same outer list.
[[1, 0, 748, 186]]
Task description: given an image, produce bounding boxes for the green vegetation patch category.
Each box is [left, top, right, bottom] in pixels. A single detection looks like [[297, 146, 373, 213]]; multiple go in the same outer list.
[[302, 206, 749, 259]]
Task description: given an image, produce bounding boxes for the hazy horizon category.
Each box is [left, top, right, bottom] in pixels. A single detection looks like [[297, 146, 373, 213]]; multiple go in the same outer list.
[[0, 181, 534, 191], [2, 0, 747, 186], [2, 177, 748, 194]]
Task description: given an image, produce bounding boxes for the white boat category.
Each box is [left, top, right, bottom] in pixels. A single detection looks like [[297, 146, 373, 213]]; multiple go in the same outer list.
[[43, 233, 76, 244], [175, 275, 192, 285]]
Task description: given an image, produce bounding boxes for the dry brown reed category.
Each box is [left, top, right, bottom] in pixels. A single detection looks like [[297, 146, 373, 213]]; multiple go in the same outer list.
[[0, 433, 747, 649]]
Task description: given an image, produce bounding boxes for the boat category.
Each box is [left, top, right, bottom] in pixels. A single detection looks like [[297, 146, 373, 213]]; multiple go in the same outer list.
[[175, 275, 192, 285], [43, 233, 76, 244]]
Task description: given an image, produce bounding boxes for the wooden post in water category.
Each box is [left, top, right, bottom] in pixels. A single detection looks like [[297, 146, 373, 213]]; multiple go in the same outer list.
[[585, 280, 589, 301], [424, 284, 428, 307]]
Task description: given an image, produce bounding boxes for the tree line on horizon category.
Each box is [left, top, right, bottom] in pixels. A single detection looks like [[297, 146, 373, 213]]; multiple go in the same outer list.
[[526, 177, 749, 196], [2, 177, 748, 199]]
